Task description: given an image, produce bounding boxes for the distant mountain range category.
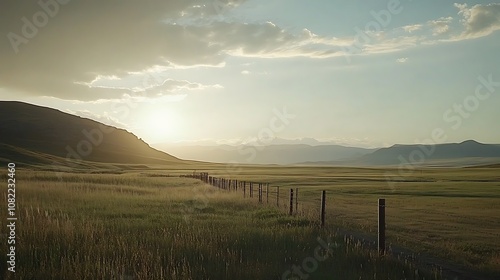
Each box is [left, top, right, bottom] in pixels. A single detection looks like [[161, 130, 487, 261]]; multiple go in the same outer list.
[[298, 140, 500, 167], [154, 143, 376, 165], [160, 137, 374, 147], [156, 140, 500, 167], [0, 101, 183, 167], [357, 140, 500, 165]]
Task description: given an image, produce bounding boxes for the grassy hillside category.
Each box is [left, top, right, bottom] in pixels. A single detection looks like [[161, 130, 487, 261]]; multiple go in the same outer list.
[[0, 101, 181, 165]]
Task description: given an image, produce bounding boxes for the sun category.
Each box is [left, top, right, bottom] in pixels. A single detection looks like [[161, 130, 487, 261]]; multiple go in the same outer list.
[[140, 110, 183, 143]]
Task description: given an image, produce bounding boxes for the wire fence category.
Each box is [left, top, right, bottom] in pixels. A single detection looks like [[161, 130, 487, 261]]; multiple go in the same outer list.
[[181, 172, 500, 257]]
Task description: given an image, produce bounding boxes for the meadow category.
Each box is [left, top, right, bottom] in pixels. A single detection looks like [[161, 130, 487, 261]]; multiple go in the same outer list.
[[0, 167, 442, 280], [0, 164, 498, 279], [200, 165, 500, 279]]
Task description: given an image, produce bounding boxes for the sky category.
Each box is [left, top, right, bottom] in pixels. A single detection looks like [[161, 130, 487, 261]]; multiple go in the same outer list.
[[1, 0, 499, 148]]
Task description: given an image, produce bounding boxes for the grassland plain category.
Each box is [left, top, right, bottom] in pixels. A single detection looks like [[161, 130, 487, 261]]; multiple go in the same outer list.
[[193, 164, 500, 279], [0, 169, 443, 279]]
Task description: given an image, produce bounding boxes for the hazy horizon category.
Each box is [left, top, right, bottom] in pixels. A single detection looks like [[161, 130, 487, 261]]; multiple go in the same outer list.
[[1, 0, 499, 148]]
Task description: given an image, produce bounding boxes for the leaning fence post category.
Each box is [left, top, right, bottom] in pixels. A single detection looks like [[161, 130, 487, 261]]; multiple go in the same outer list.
[[289, 189, 294, 215], [320, 190, 326, 228], [378, 198, 386, 256]]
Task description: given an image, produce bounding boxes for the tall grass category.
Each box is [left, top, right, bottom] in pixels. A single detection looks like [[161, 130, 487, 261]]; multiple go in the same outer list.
[[0, 170, 438, 279], [198, 165, 500, 278]]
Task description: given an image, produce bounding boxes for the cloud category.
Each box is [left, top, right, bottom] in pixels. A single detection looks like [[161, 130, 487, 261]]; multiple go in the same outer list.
[[428, 17, 453, 36], [454, 3, 500, 38], [396, 57, 408, 63], [241, 70, 250, 75], [85, 73, 222, 98], [362, 36, 420, 55], [342, 3, 500, 55], [177, 22, 348, 59], [401, 24, 423, 33], [0, 0, 241, 102], [1, 0, 499, 103], [0, 1, 350, 102], [66, 109, 127, 129]]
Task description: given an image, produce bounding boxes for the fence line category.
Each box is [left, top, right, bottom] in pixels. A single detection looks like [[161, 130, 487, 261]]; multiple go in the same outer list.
[[179, 172, 500, 257]]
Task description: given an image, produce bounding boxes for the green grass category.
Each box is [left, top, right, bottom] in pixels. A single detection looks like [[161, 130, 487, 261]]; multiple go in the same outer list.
[[0, 170, 439, 279], [193, 164, 500, 278]]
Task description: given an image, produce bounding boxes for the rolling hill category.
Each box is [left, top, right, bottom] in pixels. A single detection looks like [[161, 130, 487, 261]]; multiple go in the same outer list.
[[358, 140, 500, 166], [301, 140, 500, 167], [0, 101, 183, 167]]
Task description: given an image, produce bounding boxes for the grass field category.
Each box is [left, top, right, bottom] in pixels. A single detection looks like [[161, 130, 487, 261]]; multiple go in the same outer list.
[[0, 168, 443, 280], [198, 165, 500, 279], [1, 164, 498, 279]]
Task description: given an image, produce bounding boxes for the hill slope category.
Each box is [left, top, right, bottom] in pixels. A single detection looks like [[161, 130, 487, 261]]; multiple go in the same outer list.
[[297, 140, 500, 167], [358, 140, 500, 166], [0, 101, 182, 166]]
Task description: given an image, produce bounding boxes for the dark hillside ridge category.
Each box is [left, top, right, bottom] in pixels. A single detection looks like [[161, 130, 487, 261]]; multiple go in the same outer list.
[[0, 101, 181, 165]]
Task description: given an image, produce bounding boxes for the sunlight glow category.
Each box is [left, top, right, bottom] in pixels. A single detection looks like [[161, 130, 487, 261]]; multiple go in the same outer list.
[[140, 109, 183, 144]]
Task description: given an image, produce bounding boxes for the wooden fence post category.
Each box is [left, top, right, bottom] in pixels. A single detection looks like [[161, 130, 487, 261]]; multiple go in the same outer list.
[[276, 186, 280, 207], [320, 191, 326, 228], [378, 198, 386, 256], [266, 184, 269, 204], [259, 184, 262, 203], [243, 182, 246, 198], [295, 188, 298, 214], [289, 189, 294, 215]]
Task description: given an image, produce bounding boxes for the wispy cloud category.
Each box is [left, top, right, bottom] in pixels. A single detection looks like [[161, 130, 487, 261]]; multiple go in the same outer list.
[[85, 74, 222, 98], [428, 17, 453, 36], [66, 109, 127, 129], [401, 24, 423, 33], [1, 1, 500, 103], [454, 3, 500, 39], [338, 3, 500, 56]]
